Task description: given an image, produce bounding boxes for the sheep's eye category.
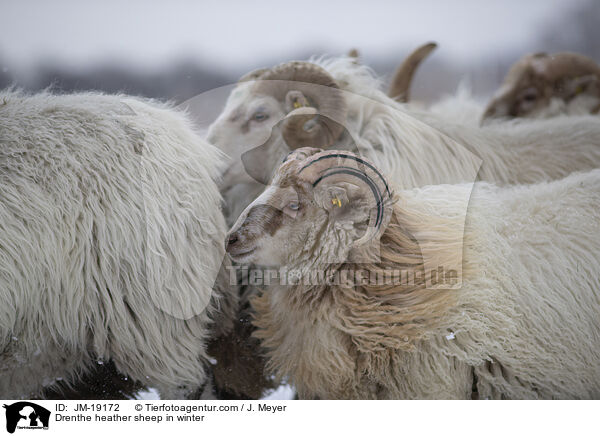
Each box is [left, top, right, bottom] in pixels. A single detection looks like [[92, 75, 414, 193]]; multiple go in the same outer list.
[[253, 112, 268, 122], [520, 89, 538, 102], [287, 202, 300, 211]]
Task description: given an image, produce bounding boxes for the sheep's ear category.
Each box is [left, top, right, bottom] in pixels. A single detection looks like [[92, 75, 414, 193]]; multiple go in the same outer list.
[[562, 74, 599, 99], [284, 90, 311, 113], [316, 183, 371, 220], [318, 185, 350, 212]]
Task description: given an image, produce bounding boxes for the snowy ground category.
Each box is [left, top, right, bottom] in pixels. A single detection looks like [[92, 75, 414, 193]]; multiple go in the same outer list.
[[135, 387, 160, 400], [262, 384, 296, 400], [134, 384, 296, 400]]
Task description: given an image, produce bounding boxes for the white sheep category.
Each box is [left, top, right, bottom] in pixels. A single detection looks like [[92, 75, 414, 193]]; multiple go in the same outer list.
[[207, 56, 600, 226], [0, 89, 236, 399], [226, 148, 600, 399], [482, 51, 600, 122]]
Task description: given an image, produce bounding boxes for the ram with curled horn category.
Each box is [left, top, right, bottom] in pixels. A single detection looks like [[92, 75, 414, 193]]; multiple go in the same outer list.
[[226, 148, 394, 268], [227, 148, 600, 400]]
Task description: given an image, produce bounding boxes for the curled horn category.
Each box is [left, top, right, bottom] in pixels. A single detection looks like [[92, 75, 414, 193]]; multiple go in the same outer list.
[[253, 62, 348, 149], [297, 148, 393, 246], [389, 42, 438, 102]]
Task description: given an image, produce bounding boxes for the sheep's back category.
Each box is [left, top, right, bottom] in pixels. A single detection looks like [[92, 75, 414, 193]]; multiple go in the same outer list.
[[0, 90, 229, 397], [437, 170, 600, 399]]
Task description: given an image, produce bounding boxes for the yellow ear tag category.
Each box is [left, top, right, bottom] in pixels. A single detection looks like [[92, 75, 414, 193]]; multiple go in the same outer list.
[[576, 85, 584, 95], [332, 198, 342, 208], [293, 101, 303, 109]]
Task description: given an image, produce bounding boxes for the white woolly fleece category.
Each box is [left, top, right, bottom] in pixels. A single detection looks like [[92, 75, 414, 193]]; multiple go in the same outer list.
[[402, 170, 600, 399], [0, 89, 234, 398]]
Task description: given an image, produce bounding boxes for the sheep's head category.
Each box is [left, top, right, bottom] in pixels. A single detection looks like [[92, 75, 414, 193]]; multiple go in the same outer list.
[[482, 52, 600, 122], [225, 148, 392, 268], [207, 62, 348, 180]]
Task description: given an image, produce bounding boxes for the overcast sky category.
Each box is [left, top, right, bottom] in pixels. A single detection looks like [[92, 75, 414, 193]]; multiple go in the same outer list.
[[0, 0, 587, 73]]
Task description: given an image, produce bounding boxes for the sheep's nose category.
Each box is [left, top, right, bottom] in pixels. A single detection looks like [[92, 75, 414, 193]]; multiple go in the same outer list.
[[225, 233, 239, 252]]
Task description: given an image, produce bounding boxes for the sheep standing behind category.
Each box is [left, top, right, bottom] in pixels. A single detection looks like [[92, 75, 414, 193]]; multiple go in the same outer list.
[[0, 89, 236, 399], [482, 51, 600, 122], [226, 148, 600, 399], [208, 56, 600, 224]]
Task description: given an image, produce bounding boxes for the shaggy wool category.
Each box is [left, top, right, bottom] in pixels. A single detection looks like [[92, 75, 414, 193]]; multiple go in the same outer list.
[[252, 169, 600, 399], [0, 89, 236, 398]]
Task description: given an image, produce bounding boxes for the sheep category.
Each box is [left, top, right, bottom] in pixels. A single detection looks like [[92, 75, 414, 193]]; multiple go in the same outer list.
[[0, 89, 237, 399], [207, 56, 600, 224], [482, 51, 600, 122], [225, 147, 600, 399]]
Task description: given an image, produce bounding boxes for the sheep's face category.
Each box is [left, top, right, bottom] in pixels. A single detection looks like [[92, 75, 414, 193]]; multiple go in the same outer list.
[[225, 148, 392, 268], [207, 83, 286, 164], [225, 180, 326, 267], [483, 62, 548, 120], [206, 63, 348, 202], [482, 52, 600, 121]]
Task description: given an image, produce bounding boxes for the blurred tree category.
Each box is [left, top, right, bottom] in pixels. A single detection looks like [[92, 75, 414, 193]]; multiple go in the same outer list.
[[5, 61, 235, 103]]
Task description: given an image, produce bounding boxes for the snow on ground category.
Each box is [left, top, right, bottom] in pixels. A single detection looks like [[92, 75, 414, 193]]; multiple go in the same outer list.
[[133, 385, 295, 400], [135, 387, 160, 400], [262, 384, 296, 400]]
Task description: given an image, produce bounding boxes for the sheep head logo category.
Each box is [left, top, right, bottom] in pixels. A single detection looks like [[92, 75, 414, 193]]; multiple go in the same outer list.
[[3, 402, 50, 433]]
